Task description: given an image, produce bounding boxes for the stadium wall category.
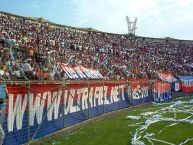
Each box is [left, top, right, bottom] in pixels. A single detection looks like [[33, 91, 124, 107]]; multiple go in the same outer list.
[[0, 79, 172, 145]]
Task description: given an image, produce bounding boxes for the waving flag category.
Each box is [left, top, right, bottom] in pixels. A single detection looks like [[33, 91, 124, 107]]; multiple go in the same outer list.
[[60, 64, 103, 79], [178, 76, 193, 93], [157, 72, 177, 83]]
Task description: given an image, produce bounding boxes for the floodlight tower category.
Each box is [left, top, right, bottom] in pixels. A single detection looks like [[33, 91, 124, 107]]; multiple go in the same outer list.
[[126, 16, 137, 36]]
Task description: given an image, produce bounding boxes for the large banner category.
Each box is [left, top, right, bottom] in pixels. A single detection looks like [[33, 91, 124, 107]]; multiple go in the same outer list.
[[60, 64, 104, 79], [157, 72, 177, 83], [2, 79, 174, 145], [178, 76, 193, 93], [4, 82, 129, 145], [127, 78, 151, 105], [153, 81, 172, 102]]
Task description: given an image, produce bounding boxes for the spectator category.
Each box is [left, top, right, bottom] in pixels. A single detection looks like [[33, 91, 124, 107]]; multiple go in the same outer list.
[[0, 84, 6, 145], [0, 12, 193, 80], [21, 59, 33, 79]]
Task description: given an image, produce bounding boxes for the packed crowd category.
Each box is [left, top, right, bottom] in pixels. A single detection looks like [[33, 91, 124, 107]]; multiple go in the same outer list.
[[0, 12, 193, 81]]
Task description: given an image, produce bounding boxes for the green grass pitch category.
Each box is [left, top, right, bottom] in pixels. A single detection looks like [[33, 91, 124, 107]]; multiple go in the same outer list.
[[42, 96, 193, 145]]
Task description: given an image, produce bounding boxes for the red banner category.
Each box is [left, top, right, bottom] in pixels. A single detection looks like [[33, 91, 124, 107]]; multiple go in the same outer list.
[[127, 78, 149, 99], [153, 81, 171, 93], [157, 72, 176, 83], [6, 82, 126, 132]]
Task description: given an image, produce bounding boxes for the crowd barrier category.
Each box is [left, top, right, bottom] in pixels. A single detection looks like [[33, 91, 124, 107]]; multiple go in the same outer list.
[[0, 79, 172, 145]]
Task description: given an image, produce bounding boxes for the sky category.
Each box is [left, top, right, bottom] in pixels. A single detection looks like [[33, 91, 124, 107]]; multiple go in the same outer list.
[[0, 0, 193, 40]]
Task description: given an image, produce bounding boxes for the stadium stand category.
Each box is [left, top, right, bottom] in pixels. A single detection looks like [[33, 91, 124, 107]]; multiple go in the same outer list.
[[1, 11, 193, 145], [0, 11, 193, 81]]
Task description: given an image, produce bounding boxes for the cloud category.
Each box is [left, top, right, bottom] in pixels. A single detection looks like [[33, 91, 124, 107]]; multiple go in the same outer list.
[[70, 0, 193, 39], [31, 0, 39, 8]]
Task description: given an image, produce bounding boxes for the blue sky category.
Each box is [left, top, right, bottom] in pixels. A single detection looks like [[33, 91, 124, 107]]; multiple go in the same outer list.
[[0, 0, 193, 40]]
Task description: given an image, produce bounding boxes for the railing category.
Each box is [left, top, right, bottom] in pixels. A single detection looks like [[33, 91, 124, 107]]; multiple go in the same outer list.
[[0, 79, 171, 145]]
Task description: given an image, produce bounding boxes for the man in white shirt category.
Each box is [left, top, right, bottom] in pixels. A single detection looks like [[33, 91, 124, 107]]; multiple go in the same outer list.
[[21, 60, 33, 72], [21, 60, 33, 79]]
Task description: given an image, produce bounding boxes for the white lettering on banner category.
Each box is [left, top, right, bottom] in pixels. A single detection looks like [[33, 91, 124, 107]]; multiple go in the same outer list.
[[88, 87, 94, 107], [96, 70, 104, 78], [90, 70, 99, 79], [67, 89, 80, 114], [83, 68, 95, 79], [63, 91, 68, 115], [64, 89, 80, 114], [132, 87, 148, 99], [67, 67, 79, 79], [47, 92, 52, 120], [61, 64, 104, 79], [143, 87, 148, 98], [88, 69, 95, 79], [81, 88, 88, 110], [8, 94, 27, 132], [62, 67, 74, 79], [47, 91, 62, 121], [94, 87, 103, 106], [82, 69, 90, 78], [103, 86, 110, 104], [76, 88, 83, 108], [29, 93, 47, 126], [89, 69, 95, 78], [75, 67, 87, 78], [61, 65, 79, 79], [110, 86, 119, 103], [98, 87, 103, 105], [175, 83, 180, 91], [7, 85, 127, 132], [119, 85, 125, 100]]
